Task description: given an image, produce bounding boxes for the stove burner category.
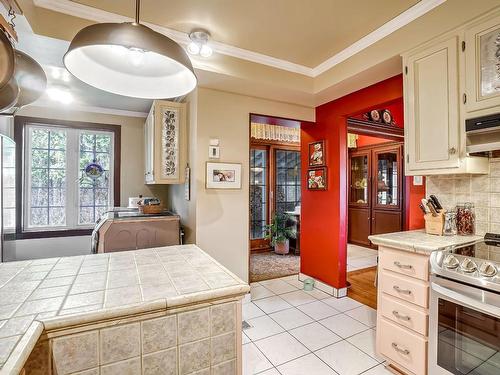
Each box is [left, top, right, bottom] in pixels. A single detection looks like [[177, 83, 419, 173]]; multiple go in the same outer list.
[[460, 258, 478, 273], [478, 262, 498, 277], [443, 254, 459, 269]]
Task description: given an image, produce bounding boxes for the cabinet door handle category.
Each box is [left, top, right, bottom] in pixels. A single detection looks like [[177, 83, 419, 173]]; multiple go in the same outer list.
[[392, 343, 410, 355], [392, 310, 411, 321], [449, 147, 457, 155], [393, 285, 412, 295], [394, 261, 413, 270]]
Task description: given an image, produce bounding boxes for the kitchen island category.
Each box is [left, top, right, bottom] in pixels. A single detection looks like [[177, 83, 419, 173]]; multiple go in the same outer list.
[[368, 230, 482, 375], [0, 245, 249, 375]]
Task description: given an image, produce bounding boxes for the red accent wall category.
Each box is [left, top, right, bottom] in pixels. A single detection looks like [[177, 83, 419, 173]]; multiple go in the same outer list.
[[355, 135, 391, 148], [301, 75, 424, 290]]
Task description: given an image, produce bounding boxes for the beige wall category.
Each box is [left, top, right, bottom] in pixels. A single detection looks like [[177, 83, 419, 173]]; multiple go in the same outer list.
[[17, 105, 168, 206], [191, 88, 314, 282]]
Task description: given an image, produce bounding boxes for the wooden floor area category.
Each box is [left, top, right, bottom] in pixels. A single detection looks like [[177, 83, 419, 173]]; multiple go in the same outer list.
[[347, 266, 377, 310]]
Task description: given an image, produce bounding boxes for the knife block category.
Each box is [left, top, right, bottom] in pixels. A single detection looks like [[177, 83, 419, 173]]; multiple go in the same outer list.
[[424, 211, 445, 235]]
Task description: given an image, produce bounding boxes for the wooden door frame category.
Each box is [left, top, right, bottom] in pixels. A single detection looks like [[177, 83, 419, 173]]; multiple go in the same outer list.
[[346, 125, 406, 252]]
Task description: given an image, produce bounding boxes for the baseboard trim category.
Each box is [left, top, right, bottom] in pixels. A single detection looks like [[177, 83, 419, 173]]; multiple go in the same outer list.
[[298, 272, 347, 298]]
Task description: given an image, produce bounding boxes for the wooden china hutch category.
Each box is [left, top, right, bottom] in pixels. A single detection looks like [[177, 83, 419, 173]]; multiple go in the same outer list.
[[348, 142, 404, 247]]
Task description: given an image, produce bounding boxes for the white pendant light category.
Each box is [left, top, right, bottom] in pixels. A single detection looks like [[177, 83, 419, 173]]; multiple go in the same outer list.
[[64, 0, 197, 99]]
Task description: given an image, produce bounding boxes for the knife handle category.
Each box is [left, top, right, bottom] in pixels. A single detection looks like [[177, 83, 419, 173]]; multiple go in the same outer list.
[[429, 195, 443, 210]]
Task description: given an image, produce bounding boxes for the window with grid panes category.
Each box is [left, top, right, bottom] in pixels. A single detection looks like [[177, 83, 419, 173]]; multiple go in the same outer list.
[[250, 149, 268, 239], [275, 150, 301, 214], [25, 124, 114, 230]]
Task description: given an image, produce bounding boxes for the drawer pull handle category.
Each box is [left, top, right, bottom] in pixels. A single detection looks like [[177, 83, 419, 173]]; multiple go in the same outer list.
[[392, 310, 411, 321], [393, 285, 412, 295], [392, 343, 410, 355], [394, 261, 412, 269]]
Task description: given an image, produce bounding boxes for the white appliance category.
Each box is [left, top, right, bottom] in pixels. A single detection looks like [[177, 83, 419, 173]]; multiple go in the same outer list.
[[429, 234, 500, 374]]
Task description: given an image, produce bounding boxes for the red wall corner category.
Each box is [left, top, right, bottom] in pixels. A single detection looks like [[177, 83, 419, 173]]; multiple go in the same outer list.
[[301, 75, 415, 290]]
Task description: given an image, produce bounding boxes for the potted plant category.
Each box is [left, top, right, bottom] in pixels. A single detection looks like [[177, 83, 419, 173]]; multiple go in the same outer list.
[[265, 213, 296, 255]]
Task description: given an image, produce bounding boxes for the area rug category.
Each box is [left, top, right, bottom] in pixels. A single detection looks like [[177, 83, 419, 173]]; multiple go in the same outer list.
[[250, 252, 300, 282]]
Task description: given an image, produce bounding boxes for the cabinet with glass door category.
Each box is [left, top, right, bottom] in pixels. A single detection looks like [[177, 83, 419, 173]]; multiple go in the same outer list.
[[348, 142, 403, 247]]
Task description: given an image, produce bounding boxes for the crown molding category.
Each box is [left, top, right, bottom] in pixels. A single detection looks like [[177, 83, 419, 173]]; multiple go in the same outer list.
[[33, 0, 445, 79], [312, 0, 446, 76]]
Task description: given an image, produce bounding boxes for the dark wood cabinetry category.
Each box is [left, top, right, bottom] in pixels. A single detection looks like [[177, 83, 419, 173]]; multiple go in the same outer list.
[[348, 142, 403, 247]]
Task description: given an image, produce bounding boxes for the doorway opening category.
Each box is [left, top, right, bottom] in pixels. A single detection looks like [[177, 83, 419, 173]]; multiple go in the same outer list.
[[248, 114, 301, 282], [345, 106, 405, 308]]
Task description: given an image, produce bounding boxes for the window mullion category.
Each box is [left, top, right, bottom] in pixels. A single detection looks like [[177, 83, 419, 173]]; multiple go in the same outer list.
[[65, 129, 78, 229]]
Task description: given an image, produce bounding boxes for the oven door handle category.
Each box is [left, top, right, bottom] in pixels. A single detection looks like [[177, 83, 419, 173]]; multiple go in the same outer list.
[[431, 281, 500, 317]]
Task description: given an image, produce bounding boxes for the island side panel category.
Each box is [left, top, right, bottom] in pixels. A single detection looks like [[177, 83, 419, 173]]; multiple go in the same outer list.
[[23, 297, 243, 375]]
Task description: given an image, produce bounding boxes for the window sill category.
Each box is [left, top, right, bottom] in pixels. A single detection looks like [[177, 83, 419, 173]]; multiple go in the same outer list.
[[11, 229, 93, 240]]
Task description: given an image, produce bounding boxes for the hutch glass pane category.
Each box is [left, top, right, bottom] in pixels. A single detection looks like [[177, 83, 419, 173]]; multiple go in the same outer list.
[[350, 155, 368, 204], [376, 151, 398, 206]]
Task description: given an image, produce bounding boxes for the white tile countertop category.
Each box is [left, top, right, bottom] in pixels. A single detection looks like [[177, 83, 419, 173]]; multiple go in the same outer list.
[[368, 230, 483, 254], [0, 245, 249, 374]]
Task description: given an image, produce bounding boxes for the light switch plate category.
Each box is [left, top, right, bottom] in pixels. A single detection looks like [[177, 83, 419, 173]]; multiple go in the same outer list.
[[209, 145, 220, 159]]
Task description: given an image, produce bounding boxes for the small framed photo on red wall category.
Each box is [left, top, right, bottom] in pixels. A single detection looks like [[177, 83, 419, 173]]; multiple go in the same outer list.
[[308, 140, 325, 167], [307, 167, 327, 190]]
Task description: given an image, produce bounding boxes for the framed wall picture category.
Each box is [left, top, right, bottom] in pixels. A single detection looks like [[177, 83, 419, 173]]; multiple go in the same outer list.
[[308, 140, 325, 167], [206, 162, 242, 189], [307, 167, 327, 190]]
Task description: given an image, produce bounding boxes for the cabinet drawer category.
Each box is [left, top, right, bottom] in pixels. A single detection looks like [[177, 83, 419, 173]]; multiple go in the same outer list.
[[380, 248, 429, 281], [380, 271, 429, 308], [379, 294, 428, 336], [378, 317, 427, 375]]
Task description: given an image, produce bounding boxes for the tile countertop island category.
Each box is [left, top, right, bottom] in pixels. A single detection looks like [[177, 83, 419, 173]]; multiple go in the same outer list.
[[0, 245, 249, 375], [368, 229, 482, 254]]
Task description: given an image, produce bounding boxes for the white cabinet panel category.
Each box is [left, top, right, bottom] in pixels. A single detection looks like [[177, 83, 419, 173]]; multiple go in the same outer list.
[[405, 36, 460, 172], [144, 100, 186, 184]]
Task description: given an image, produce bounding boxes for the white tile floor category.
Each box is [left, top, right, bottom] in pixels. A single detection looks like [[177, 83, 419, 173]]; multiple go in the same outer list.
[[243, 275, 391, 375], [347, 244, 378, 272]]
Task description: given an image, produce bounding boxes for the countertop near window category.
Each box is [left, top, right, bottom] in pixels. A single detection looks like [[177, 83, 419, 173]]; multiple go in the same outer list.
[[0, 245, 249, 374], [368, 230, 483, 254]]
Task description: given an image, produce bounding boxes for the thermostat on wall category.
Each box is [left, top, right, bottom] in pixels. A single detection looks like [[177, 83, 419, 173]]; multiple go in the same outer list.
[[413, 176, 423, 186]]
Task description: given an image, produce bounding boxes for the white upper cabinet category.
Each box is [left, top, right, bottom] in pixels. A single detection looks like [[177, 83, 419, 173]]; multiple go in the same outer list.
[[402, 9, 500, 176], [144, 100, 187, 184], [464, 11, 500, 114], [404, 36, 460, 172]]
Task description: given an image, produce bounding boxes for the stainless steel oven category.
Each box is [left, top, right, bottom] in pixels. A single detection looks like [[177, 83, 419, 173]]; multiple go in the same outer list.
[[429, 241, 500, 375]]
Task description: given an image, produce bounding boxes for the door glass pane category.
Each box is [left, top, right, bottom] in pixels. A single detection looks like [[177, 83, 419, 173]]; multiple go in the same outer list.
[[250, 149, 267, 239], [3, 138, 15, 232], [350, 155, 368, 204], [376, 151, 398, 206], [437, 298, 500, 374], [275, 150, 301, 214]]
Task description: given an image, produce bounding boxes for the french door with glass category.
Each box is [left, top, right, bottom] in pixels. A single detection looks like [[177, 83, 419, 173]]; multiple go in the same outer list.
[[250, 145, 300, 251]]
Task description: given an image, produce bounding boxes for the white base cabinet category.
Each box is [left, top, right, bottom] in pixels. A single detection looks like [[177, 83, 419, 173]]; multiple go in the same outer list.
[[376, 246, 430, 375], [144, 100, 187, 184]]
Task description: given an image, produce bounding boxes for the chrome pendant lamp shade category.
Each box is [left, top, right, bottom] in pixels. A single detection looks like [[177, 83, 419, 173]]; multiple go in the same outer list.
[[63, 0, 197, 99]]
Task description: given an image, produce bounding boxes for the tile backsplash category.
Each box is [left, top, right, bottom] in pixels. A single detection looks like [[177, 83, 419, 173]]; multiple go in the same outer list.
[[426, 158, 500, 235]]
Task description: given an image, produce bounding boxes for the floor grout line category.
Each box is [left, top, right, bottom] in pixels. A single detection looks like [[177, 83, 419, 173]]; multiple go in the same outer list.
[[244, 275, 383, 375]]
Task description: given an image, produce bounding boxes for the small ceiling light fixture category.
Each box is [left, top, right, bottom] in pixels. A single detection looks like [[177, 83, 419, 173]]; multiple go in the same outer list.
[[63, 0, 197, 99], [187, 30, 213, 58]]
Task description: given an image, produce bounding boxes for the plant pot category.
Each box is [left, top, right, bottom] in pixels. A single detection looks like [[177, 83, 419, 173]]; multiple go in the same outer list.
[[274, 239, 289, 255]]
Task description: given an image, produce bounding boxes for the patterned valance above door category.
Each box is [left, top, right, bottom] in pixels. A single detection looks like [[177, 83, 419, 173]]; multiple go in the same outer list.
[[250, 122, 300, 144]]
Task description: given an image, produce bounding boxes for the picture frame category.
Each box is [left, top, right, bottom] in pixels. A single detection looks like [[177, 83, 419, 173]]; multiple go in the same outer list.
[[308, 140, 325, 167], [307, 167, 327, 190], [206, 162, 242, 189]]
